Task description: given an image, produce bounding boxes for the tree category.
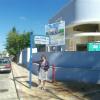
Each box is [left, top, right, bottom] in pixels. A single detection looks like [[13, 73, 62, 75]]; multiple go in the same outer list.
[[6, 27, 19, 55], [6, 27, 30, 61]]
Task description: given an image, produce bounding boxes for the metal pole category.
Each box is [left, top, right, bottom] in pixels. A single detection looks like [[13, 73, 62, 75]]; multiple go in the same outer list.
[[52, 64, 56, 82], [29, 32, 33, 88]]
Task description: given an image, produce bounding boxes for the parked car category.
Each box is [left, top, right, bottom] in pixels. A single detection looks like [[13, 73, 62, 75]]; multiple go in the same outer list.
[[0, 58, 11, 73]]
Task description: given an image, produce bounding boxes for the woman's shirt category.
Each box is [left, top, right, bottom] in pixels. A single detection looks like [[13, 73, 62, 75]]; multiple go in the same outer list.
[[40, 60, 46, 69]]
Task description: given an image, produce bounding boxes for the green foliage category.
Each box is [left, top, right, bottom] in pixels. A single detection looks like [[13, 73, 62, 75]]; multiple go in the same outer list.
[[58, 29, 64, 33], [6, 27, 30, 57]]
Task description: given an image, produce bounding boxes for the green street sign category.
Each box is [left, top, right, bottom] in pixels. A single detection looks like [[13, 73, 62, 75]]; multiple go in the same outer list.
[[87, 42, 100, 51]]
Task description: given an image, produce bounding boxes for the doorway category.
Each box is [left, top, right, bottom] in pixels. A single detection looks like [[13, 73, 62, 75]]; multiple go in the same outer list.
[[76, 44, 87, 51]]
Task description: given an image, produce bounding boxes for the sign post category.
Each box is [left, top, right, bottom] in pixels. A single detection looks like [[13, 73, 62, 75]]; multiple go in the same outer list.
[[29, 32, 33, 88]]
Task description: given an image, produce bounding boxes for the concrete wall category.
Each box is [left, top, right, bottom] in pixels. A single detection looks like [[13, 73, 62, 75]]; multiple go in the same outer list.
[[22, 48, 27, 67], [19, 49, 100, 84], [19, 48, 37, 67], [32, 51, 100, 84]]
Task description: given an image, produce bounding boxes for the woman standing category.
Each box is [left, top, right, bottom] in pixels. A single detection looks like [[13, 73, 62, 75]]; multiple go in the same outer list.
[[33, 55, 49, 90]]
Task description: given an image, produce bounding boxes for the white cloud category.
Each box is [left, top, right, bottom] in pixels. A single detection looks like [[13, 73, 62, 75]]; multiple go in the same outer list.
[[19, 16, 27, 21]]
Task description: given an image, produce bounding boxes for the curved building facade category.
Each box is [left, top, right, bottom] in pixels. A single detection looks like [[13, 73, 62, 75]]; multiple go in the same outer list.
[[74, 0, 100, 24], [49, 0, 100, 51]]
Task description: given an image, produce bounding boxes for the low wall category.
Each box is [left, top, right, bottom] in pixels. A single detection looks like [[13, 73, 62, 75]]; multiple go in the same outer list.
[[32, 52, 100, 84]]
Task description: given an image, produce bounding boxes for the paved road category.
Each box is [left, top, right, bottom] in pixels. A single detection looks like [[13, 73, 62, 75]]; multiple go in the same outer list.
[[0, 72, 18, 100]]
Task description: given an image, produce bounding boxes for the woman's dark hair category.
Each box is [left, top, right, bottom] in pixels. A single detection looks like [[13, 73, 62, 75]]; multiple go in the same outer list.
[[41, 54, 47, 60]]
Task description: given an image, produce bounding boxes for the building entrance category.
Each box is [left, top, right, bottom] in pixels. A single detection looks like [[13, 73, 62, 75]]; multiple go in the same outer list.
[[76, 44, 87, 51]]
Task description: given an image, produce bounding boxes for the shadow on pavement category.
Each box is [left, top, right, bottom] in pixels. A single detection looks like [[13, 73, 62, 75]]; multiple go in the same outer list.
[[18, 89, 42, 99], [56, 81, 100, 100], [26, 81, 38, 87], [12, 77, 38, 89], [45, 89, 64, 100], [10, 78, 30, 88], [0, 89, 8, 93], [0, 71, 11, 74], [14, 76, 27, 79]]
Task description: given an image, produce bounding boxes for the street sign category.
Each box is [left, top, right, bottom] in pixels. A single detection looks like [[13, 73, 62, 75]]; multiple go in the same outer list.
[[34, 35, 49, 44], [87, 42, 100, 51]]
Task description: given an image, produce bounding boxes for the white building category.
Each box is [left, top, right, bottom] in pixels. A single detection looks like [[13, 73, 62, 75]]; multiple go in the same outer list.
[[49, 0, 100, 51]]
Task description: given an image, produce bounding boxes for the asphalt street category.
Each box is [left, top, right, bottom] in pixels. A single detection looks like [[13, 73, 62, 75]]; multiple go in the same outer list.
[[0, 72, 18, 100]]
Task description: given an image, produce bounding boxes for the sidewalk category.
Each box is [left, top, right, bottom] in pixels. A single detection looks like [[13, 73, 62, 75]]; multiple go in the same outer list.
[[12, 62, 100, 100], [0, 73, 18, 100]]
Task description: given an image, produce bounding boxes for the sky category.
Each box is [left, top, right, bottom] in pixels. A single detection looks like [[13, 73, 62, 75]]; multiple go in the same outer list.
[[0, 0, 70, 52]]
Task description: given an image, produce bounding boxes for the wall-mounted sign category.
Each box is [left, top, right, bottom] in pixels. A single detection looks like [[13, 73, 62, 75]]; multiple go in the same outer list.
[[34, 35, 49, 45], [45, 21, 65, 46], [87, 42, 100, 51]]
